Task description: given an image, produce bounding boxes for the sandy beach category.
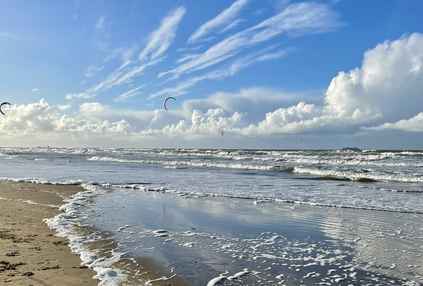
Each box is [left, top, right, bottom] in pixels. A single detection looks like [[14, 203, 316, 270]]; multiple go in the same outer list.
[[0, 181, 97, 286]]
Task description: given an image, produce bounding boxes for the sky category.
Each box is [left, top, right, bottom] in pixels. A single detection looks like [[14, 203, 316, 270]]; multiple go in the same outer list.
[[0, 0, 423, 148]]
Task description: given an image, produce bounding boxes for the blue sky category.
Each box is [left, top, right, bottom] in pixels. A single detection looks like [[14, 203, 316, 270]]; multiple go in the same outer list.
[[1, 0, 423, 148]]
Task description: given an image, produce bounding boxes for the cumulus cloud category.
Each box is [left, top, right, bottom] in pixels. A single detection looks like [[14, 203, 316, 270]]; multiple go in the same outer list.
[[182, 87, 311, 122], [144, 108, 242, 138], [244, 33, 423, 135], [242, 102, 321, 135], [0, 100, 129, 136], [369, 113, 423, 132], [325, 33, 423, 122], [188, 0, 248, 44], [3, 34, 423, 147]]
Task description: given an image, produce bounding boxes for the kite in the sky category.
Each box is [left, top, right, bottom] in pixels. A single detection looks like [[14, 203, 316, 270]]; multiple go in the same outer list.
[[163, 97, 176, 111], [0, 102, 11, 116]]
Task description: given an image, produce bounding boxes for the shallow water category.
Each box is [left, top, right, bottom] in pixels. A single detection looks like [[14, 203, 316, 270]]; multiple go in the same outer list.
[[78, 189, 422, 285], [2, 147, 423, 212], [1, 147, 423, 285]]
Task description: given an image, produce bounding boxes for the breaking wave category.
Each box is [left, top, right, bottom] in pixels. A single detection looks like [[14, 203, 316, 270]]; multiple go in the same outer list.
[[293, 167, 423, 183]]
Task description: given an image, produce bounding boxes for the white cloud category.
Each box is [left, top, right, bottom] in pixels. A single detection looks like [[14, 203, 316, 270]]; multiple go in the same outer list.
[[244, 33, 423, 135], [152, 47, 289, 98], [220, 18, 245, 34], [242, 102, 321, 135], [0, 100, 129, 136], [84, 65, 104, 78], [325, 33, 423, 123], [188, 0, 249, 44], [162, 2, 339, 78], [176, 53, 200, 64], [148, 77, 200, 99], [79, 102, 106, 114], [113, 86, 144, 102], [369, 113, 423, 132], [69, 7, 186, 101], [31, 88, 39, 93], [144, 108, 242, 138], [4, 34, 423, 147], [118, 47, 136, 69], [139, 6, 186, 62], [182, 87, 309, 122], [65, 92, 96, 101]]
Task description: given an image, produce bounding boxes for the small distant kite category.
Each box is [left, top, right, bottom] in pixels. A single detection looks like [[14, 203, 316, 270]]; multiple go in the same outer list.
[[0, 102, 11, 116], [163, 96, 176, 111]]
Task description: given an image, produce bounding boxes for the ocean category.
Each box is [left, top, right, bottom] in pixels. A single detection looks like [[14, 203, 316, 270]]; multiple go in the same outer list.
[[1, 147, 422, 285]]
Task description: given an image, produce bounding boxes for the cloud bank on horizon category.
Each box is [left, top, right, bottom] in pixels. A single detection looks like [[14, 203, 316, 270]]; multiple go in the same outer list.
[[1, 1, 423, 148]]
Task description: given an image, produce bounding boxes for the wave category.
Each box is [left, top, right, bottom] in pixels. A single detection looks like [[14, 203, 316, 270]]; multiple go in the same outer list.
[[86, 155, 423, 183], [0, 177, 84, 185], [293, 167, 423, 183], [45, 184, 127, 286], [87, 156, 295, 172], [4, 147, 423, 171], [107, 183, 423, 214]]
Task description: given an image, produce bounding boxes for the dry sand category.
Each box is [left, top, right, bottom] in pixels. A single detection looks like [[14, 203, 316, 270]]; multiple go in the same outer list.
[[0, 181, 97, 286]]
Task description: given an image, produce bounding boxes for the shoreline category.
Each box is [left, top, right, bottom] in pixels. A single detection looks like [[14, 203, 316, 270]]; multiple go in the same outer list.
[[1, 180, 422, 285], [0, 181, 97, 285]]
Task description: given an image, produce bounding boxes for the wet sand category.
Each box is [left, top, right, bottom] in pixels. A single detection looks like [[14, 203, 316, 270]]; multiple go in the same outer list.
[[87, 189, 423, 285], [0, 181, 97, 286]]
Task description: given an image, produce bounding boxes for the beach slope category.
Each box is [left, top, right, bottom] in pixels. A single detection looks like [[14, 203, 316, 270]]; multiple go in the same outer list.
[[0, 181, 97, 286]]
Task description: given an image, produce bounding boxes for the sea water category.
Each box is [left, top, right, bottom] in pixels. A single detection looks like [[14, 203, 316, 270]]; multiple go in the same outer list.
[[0, 147, 422, 285]]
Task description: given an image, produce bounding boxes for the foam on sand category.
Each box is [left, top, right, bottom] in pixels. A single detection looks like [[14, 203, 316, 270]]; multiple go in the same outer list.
[[44, 184, 127, 286]]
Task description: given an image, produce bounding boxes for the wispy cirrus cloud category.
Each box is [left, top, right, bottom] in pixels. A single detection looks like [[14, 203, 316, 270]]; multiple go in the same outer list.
[[68, 6, 186, 101], [138, 6, 186, 62], [188, 0, 249, 44], [161, 2, 340, 79], [7, 34, 423, 147], [65, 92, 96, 101], [220, 18, 245, 34], [113, 86, 144, 102], [150, 46, 289, 99], [96, 6, 186, 91], [84, 65, 104, 78]]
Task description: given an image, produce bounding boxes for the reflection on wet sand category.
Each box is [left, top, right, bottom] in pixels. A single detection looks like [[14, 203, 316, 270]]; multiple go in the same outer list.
[[84, 189, 423, 285]]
